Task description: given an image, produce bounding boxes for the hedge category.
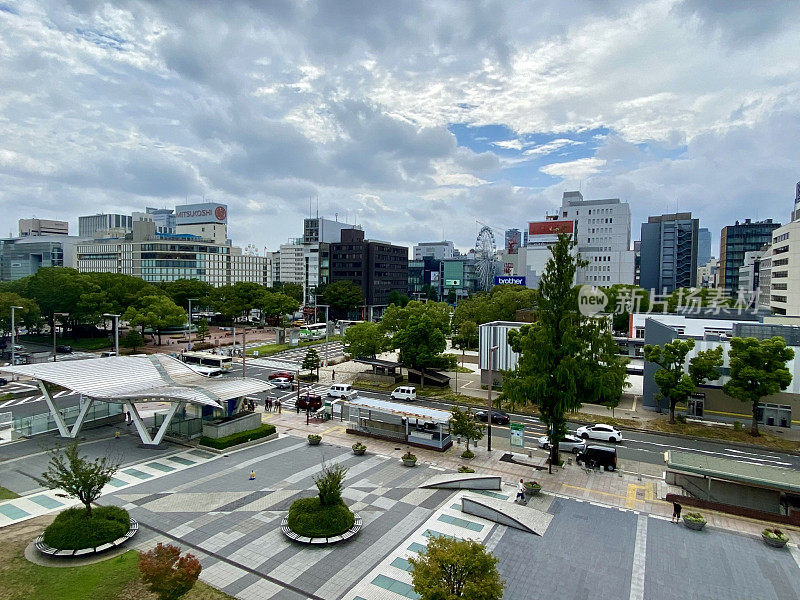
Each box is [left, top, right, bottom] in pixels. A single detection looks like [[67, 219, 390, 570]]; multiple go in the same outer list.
[[287, 497, 355, 537], [42, 506, 130, 550], [199, 423, 276, 450]]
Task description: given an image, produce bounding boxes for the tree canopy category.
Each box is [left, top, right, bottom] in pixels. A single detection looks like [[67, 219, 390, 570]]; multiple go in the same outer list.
[[452, 284, 536, 329], [41, 442, 119, 517], [343, 321, 387, 359], [452, 320, 479, 351], [323, 280, 364, 319], [722, 336, 794, 435], [160, 278, 214, 311], [123, 295, 186, 345]]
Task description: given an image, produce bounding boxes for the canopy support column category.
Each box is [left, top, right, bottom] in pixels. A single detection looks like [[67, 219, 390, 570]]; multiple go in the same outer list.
[[126, 400, 183, 447], [39, 382, 93, 438]]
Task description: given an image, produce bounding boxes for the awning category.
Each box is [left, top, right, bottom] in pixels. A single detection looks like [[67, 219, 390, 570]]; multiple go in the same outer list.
[[666, 450, 800, 494], [347, 396, 452, 424]]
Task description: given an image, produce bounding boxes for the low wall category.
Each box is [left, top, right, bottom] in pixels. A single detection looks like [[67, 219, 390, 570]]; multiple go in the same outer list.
[[345, 427, 453, 452], [665, 493, 800, 526], [202, 412, 262, 439], [667, 472, 783, 514]]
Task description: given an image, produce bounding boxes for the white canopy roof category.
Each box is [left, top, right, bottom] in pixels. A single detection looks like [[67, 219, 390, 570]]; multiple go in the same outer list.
[[347, 396, 452, 424], [0, 355, 271, 408]]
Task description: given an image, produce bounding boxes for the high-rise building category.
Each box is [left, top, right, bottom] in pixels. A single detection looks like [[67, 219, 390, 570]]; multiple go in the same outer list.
[[697, 228, 711, 266], [0, 236, 84, 281], [413, 241, 455, 261], [303, 217, 359, 244], [18, 218, 69, 237], [330, 229, 408, 312], [719, 219, 780, 296], [78, 213, 133, 238], [738, 250, 764, 302], [278, 241, 329, 305], [639, 212, 699, 294], [763, 182, 800, 316], [522, 220, 576, 289], [504, 229, 521, 255], [558, 191, 635, 285], [697, 258, 719, 289], [174, 202, 228, 244]]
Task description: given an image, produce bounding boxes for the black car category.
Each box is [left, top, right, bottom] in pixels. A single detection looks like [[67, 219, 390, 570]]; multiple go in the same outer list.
[[475, 410, 510, 425], [55, 345, 72, 354], [0, 377, 7, 387], [576, 445, 617, 471]]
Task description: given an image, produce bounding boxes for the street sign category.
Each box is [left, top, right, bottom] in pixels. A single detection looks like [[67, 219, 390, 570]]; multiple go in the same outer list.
[[510, 422, 524, 448]]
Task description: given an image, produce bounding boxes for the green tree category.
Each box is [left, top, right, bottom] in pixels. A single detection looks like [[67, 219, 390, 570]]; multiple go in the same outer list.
[[86, 272, 162, 314], [272, 281, 304, 303], [41, 441, 119, 517], [208, 285, 248, 322], [644, 339, 724, 424], [409, 536, 504, 600], [446, 288, 456, 304], [452, 320, 479, 351], [260, 291, 299, 323], [722, 336, 795, 436], [602, 285, 650, 334], [323, 280, 364, 319], [343, 321, 386, 359], [139, 543, 202, 600], [314, 463, 348, 507], [421, 283, 439, 301], [390, 314, 446, 388], [0, 292, 40, 333], [503, 234, 629, 468], [388, 290, 411, 307], [121, 329, 145, 353], [381, 300, 451, 335], [302, 347, 320, 379], [123, 295, 186, 345], [25, 267, 98, 335], [450, 406, 485, 450], [195, 318, 209, 341], [452, 285, 536, 329], [160, 278, 213, 312]]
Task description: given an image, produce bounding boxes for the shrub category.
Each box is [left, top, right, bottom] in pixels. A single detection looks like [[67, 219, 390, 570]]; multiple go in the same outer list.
[[287, 497, 355, 537], [461, 449, 475, 459], [676, 414, 687, 424], [402, 451, 417, 461], [308, 434, 322, 443], [458, 466, 475, 473], [199, 424, 276, 450], [189, 341, 214, 351], [352, 442, 366, 451], [733, 420, 743, 431], [42, 505, 130, 550], [763, 527, 789, 541], [684, 512, 706, 523], [524, 481, 541, 489], [139, 542, 202, 600], [314, 463, 348, 506]]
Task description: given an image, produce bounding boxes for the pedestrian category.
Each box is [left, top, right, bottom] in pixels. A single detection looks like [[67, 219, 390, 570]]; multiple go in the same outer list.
[[277, 399, 282, 414], [115, 430, 120, 439], [672, 500, 682, 523], [332, 369, 335, 381], [516, 478, 526, 504], [296, 401, 300, 414], [264, 398, 269, 412], [267, 398, 272, 412], [249, 470, 256, 481], [126, 410, 132, 425]]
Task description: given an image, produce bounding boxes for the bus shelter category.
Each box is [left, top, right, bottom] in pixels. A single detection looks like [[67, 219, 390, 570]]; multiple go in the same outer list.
[[0, 354, 271, 447], [345, 396, 452, 451]]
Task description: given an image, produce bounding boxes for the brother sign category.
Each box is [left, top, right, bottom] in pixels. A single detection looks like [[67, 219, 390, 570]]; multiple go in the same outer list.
[[494, 276, 526, 286]]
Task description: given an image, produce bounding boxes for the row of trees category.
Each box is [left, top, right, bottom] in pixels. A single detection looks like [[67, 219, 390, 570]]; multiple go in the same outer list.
[[646, 336, 794, 435]]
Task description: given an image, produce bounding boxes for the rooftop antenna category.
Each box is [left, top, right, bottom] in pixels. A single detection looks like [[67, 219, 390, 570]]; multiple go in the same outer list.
[[316, 196, 319, 219], [335, 212, 338, 222]]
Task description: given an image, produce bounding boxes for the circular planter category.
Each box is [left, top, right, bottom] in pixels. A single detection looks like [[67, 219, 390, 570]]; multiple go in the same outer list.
[[280, 514, 362, 545], [308, 436, 322, 446], [762, 532, 789, 548], [524, 484, 542, 497], [682, 517, 706, 531], [352, 447, 366, 456], [402, 458, 417, 467], [35, 518, 139, 558]]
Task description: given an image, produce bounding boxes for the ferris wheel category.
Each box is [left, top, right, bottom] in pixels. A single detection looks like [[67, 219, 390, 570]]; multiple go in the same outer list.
[[244, 243, 259, 256], [474, 226, 497, 291]]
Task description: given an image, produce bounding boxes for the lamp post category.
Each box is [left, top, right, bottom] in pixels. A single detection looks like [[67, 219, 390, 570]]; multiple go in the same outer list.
[[52, 312, 69, 362], [487, 345, 499, 452], [10, 305, 23, 370], [103, 314, 120, 356], [187, 298, 198, 351]]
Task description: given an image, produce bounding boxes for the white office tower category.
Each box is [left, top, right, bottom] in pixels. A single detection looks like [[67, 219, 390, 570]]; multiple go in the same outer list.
[[559, 191, 635, 285]]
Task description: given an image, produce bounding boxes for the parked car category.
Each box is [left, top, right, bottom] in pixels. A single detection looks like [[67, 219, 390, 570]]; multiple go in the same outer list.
[[537, 434, 586, 454], [271, 377, 292, 389], [576, 424, 623, 443], [327, 383, 353, 398], [390, 386, 417, 402], [576, 445, 618, 471], [55, 345, 72, 354], [268, 371, 294, 381], [474, 409, 510, 425], [297, 393, 323, 411], [0, 377, 7, 387]]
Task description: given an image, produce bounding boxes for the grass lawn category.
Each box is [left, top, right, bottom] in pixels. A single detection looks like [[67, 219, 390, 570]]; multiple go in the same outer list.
[[0, 486, 20, 500], [21, 335, 111, 351], [0, 516, 233, 600], [246, 335, 342, 357]]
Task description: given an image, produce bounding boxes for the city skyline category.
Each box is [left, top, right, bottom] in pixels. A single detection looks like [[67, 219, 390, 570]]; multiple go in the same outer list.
[[1, 2, 799, 253]]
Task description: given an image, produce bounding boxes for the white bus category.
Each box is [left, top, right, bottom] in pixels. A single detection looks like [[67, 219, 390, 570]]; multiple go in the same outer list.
[[179, 351, 232, 372], [300, 323, 329, 340]]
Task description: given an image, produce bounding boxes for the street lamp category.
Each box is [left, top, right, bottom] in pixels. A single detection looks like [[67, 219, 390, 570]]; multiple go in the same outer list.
[[10, 305, 23, 370], [187, 298, 198, 351], [52, 312, 69, 362], [487, 345, 499, 452], [315, 300, 330, 368], [103, 313, 120, 356]]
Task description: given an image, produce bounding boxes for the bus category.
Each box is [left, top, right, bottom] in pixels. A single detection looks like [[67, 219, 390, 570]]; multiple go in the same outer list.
[[300, 323, 329, 340], [179, 351, 232, 372]]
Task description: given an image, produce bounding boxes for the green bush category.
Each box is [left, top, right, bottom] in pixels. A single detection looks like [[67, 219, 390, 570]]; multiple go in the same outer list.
[[287, 497, 355, 537], [43, 506, 130, 550], [458, 466, 475, 473], [402, 451, 417, 461], [763, 527, 789, 542], [352, 442, 367, 451], [676, 414, 687, 424], [683, 512, 706, 523], [199, 424, 276, 450], [189, 341, 214, 351], [461, 449, 475, 459], [733, 420, 743, 431]]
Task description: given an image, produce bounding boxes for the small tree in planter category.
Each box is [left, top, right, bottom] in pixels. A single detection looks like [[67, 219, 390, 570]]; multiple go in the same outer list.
[[308, 434, 322, 446], [762, 527, 789, 548], [352, 442, 367, 456], [402, 450, 417, 466], [682, 512, 707, 531], [458, 466, 475, 473], [450, 406, 485, 455], [524, 481, 542, 496], [139, 542, 202, 600]]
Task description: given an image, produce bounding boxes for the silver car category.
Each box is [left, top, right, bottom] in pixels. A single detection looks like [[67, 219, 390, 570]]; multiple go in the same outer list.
[[537, 434, 587, 454]]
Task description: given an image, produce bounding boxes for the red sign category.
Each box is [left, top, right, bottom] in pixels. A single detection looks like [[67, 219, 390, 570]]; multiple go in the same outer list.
[[528, 220, 574, 236], [215, 206, 227, 221]]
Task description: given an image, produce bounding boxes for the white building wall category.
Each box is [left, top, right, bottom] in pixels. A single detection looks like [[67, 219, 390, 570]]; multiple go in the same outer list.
[[768, 220, 800, 317]]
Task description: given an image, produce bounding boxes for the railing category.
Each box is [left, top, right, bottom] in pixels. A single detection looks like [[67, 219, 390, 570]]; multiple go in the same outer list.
[[13, 402, 124, 437], [153, 413, 203, 439], [0, 411, 11, 430]]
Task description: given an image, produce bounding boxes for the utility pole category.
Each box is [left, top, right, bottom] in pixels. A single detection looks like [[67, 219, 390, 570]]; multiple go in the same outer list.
[[242, 327, 247, 378], [187, 298, 198, 351], [103, 313, 120, 356], [487, 345, 498, 452], [10, 305, 23, 373], [52, 312, 68, 362]]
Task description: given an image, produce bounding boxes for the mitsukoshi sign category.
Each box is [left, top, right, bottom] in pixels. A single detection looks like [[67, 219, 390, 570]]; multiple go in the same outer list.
[[175, 202, 228, 225]]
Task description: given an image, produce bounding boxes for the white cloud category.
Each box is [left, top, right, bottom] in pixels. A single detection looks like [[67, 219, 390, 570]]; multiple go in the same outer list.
[[540, 157, 606, 179]]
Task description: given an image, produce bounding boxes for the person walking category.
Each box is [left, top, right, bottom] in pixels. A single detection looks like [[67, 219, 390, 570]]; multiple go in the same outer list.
[[332, 369, 335, 382], [267, 397, 273, 412], [276, 399, 282, 414], [516, 478, 526, 504], [672, 500, 682, 523]]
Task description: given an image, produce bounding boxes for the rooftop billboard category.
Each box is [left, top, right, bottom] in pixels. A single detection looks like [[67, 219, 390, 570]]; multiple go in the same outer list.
[[175, 203, 228, 225], [528, 220, 574, 236]]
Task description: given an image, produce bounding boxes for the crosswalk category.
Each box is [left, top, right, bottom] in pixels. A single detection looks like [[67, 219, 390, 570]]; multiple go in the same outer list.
[[0, 389, 75, 409]]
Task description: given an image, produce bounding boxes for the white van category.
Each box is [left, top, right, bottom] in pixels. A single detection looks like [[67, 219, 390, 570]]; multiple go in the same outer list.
[[390, 386, 417, 402], [327, 383, 353, 398]]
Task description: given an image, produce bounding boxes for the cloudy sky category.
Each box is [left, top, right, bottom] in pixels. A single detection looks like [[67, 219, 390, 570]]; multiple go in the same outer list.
[[1, 1, 799, 256]]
